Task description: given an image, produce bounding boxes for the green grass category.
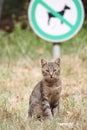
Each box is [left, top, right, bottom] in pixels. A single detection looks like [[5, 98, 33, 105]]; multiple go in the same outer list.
[[0, 23, 52, 61], [0, 20, 87, 61]]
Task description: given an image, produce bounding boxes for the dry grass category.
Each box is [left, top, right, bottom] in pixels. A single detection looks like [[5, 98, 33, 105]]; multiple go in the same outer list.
[[0, 51, 87, 130]]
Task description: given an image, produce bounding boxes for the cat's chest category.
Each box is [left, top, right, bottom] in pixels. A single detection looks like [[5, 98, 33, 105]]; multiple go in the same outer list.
[[44, 86, 60, 103], [47, 87, 58, 96]]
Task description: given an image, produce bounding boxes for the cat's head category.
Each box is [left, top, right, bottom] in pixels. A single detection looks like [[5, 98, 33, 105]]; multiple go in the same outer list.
[[41, 58, 60, 82]]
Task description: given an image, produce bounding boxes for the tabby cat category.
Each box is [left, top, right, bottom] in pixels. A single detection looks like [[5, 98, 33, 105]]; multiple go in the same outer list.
[[28, 58, 61, 119]]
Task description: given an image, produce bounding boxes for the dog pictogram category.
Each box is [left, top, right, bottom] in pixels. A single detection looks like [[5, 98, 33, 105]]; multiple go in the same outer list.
[[48, 5, 70, 25]]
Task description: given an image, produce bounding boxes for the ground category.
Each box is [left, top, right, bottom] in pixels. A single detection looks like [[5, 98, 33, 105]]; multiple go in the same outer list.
[[0, 53, 87, 130]]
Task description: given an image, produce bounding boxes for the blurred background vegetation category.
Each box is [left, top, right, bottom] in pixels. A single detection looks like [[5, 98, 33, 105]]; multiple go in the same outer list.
[[0, 0, 87, 61]]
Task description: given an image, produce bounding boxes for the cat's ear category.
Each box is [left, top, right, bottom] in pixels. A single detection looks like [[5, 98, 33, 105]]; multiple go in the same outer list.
[[55, 58, 60, 66], [41, 59, 47, 67]]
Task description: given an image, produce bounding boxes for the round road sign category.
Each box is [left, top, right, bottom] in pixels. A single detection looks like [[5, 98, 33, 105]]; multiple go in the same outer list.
[[28, 0, 85, 42]]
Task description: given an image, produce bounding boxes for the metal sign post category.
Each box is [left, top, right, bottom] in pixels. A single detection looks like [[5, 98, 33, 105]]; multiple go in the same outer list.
[[53, 43, 61, 59]]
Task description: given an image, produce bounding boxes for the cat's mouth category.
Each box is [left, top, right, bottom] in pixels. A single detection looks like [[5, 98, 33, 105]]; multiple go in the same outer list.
[[50, 77, 57, 81], [45, 76, 58, 82]]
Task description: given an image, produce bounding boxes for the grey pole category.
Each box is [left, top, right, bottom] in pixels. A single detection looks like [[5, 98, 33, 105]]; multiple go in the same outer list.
[[52, 43, 61, 59]]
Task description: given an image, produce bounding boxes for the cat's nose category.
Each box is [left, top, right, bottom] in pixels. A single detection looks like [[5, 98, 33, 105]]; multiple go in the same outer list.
[[50, 73, 53, 78], [50, 75, 53, 78]]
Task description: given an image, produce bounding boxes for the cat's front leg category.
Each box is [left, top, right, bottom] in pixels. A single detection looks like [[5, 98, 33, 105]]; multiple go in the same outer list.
[[52, 105, 59, 117], [52, 99, 60, 117], [42, 99, 52, 118]]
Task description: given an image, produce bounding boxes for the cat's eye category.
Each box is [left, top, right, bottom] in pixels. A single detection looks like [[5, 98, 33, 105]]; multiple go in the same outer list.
[[46, 69, 49, 72], [53, 69, 56, 72]]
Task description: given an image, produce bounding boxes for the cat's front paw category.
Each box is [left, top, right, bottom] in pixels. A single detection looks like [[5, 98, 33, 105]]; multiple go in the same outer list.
[[45, 112, 53, 119]]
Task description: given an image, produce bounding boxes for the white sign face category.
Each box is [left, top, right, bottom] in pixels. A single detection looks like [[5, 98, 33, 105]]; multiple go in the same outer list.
[[36, 0, 76, 35], [28, 0, 84, 42]]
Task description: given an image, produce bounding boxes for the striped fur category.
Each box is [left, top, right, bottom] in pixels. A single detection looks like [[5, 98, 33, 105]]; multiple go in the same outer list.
[[28, 58, 61, 119]]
